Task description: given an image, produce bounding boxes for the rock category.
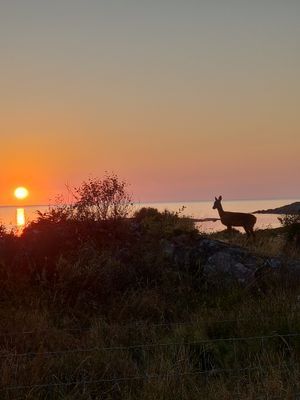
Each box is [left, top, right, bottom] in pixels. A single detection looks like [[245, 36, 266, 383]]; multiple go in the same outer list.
[[161, 235, 300, 286], [161, 234, 300, 286], [264, 258, 282, 269], [254, 201, 300, 215], [203, 252, 253, 283], [286, 261, 300, 272]]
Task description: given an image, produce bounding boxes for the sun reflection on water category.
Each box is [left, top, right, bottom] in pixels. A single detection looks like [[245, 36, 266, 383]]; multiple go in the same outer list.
[[16, 208, 25, 227]]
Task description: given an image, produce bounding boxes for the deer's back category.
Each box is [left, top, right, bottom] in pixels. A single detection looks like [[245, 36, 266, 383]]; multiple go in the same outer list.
[[221, 211, 256, 227]]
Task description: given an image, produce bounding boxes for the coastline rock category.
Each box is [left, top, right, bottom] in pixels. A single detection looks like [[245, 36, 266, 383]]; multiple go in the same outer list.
[[254, 201, 300, 215], [203, 252, 253, 283], [162, 235, 299, 285]]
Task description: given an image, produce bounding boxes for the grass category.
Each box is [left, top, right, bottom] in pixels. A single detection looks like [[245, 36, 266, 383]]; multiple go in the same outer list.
[[208, 226, 300, 260], [1, 292, 300, 399], [0, 206, 299, 398]]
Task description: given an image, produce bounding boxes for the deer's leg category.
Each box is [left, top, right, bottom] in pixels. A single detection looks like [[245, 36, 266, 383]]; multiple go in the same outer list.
[[244, 227, 250, 237], [245, 226, 255, 239]]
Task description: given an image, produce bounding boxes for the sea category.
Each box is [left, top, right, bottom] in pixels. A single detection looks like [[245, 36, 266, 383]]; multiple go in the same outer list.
[[0, 199, 297, 233]]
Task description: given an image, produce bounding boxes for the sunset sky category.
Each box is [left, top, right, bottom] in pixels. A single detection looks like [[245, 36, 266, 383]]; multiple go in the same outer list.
[[1, 1, 299, 205]]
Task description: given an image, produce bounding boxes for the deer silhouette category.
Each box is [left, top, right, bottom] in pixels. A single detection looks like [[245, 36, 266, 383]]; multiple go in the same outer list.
[[213, 196, 256, 237]]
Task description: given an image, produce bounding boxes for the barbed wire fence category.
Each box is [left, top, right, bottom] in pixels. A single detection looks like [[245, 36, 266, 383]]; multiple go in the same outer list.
[[0, 319, 300, 398]]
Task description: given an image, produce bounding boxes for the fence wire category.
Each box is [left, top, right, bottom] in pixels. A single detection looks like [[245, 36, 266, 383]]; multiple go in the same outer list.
[[1, 318, 300, 398], [1, 361, 299, 392], [0, 332, 299, 360], [0, 310, 297, 338]]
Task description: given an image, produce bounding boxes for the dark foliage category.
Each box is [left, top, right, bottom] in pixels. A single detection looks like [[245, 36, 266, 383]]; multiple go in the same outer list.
[[278, 213, 300, 251], [0, 190, 300, 398]]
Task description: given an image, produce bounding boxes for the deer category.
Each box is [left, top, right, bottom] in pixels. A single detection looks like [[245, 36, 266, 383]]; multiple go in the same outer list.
[[212, 196, 256, 237]]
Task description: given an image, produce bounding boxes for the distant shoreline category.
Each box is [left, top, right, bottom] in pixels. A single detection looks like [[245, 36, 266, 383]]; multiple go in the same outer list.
[[191, 218, 220, 222], [254, 201, 300, 215], [0, 198, 299, 209]]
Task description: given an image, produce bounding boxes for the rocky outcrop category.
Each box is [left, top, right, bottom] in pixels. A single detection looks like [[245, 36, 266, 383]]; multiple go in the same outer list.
[[254, 202, 300, 215], [162, 235, 300, 285]]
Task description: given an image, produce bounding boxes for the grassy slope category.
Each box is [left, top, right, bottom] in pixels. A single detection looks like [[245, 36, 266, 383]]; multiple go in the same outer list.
[[0, 216, 300, 399]]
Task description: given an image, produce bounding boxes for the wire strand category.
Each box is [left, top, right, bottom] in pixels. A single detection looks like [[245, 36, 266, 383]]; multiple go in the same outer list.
[[1, 332, 299, 359]]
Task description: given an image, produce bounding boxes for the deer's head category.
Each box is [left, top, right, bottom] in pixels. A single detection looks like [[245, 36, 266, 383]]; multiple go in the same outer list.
[[212, 196, 222, 209]]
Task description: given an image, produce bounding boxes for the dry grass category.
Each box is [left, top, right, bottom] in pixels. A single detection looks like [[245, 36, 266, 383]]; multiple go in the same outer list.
[[208, 227, 300, 260], [0, 286, 300, 399], [0, 208, 300, 398]]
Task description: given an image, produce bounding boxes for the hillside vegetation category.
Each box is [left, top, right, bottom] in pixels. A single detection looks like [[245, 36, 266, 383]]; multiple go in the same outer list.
[[0, 175, 300, 399]]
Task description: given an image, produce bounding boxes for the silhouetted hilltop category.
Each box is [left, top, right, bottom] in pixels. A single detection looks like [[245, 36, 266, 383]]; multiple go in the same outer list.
[[254, 201, 300, 214]]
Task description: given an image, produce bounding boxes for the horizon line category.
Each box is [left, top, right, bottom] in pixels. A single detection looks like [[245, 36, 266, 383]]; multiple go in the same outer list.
[[0, 197, 299, 209]]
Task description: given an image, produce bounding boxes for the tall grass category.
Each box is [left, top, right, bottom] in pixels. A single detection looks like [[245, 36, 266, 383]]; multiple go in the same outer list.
[[209, 226, 300, 260], [1, 286, 300, 399], [0, 204, 299, 398]]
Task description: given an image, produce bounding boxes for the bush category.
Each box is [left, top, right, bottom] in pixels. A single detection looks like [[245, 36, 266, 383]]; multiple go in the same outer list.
[[278, 213, 300, 227], [134, 207, 196, 239], [278, 214, 300, 250], [0, 223, 7, 238], [74, 172, 133, 221]]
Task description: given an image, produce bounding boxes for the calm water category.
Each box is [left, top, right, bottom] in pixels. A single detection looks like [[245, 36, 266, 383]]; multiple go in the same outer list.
[[0, 199, 297, 233]]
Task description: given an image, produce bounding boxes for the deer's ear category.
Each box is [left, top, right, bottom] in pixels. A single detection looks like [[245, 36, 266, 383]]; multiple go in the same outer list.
[[219, 196, 222, 200], [215, 197, 218, 201]]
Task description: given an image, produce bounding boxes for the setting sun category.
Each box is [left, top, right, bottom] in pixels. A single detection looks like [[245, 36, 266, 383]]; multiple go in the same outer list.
[[14, 187, 29, 200]]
